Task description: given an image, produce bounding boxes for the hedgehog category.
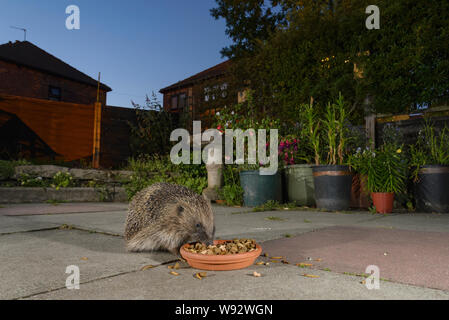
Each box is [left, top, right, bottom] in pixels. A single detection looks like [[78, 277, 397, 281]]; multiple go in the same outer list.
[[124, 182, 215, 255]]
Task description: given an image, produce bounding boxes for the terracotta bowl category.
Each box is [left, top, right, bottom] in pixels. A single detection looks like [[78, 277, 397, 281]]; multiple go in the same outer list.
[[180, 240, 262, 271]]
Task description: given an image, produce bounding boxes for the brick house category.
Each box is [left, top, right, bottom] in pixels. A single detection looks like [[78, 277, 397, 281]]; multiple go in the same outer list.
[[159, 60, 246, 129], [0, 40, 111, 105]]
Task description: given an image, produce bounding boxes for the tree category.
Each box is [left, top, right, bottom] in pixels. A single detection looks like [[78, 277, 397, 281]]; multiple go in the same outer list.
[[210, 0, 284, 58], [128, 92, 176, 157], [212, 0, 449, 118]]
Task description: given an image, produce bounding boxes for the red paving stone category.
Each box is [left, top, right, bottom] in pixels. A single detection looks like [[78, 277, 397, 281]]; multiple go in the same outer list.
[[261, 226, 449, 291]]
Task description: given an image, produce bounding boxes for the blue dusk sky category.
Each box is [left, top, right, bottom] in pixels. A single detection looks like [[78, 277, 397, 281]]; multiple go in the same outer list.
[[0, 0, 231, 107]]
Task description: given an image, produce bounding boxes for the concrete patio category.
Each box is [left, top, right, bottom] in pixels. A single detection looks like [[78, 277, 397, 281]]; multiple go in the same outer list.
[[0, 202, 448, 300]]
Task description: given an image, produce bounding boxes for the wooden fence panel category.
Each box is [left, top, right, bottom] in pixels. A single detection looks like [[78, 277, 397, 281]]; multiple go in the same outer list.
[[375, 110, 449, 147], [0, 94, 94, 162]]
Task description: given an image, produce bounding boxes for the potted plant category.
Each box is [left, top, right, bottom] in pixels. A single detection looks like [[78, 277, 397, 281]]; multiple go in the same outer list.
[[409, 120, 449, 213], [281, 135, 316, 207], [304, 94, 353, 211], [349, 144, 407, 213], [215, 95, 283, 207]]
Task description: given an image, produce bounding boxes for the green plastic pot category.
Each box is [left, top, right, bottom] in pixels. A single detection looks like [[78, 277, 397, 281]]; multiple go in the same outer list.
[[239, 170, 282, 207], [284, 164, 315, 206]]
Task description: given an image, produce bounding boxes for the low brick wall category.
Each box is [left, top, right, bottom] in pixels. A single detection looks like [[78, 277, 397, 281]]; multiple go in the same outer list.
[[0, 187, 127, 204]]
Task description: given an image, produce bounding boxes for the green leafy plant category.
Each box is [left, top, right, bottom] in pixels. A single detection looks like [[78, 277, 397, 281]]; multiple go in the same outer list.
[[51, 172, 73, 190], [349, 144, 407, 193], [253, 200, 280, 212], [124, 155, 207, 199], [409, 119, 449, 181], [302, 100, 322, 165], [302, 94, 352, 165], [218, 165, 243, 206], [18, 173, 48, 187], [0, 159, 31, 180]]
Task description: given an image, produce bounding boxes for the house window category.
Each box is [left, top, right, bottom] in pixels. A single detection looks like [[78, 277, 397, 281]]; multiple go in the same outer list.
[[204, 87, 210, 102], [171, 95, 178, 110], [221, 83, 228, 98], [48, 86, 61, 101], [204, 84, 228, 101], [171, 93, 187, 110]]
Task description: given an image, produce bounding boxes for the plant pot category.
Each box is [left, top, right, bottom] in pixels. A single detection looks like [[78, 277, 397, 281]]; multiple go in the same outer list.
[[239, 170, 282, 207], [350, 174, 371, 209], [413, 165, 449, 213], [371, 192, 394, 214], [180, 240, 262, 271], [312, 165, 352, 211], [284, 164, 315, 206]]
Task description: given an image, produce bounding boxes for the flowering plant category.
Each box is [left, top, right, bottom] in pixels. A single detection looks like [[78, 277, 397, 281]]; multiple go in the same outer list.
[[348, 144, 407, 193]]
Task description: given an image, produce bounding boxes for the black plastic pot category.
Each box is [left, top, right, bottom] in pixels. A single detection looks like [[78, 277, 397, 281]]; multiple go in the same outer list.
[[414, 165, 449, 213], [312, 165, 353, 211]]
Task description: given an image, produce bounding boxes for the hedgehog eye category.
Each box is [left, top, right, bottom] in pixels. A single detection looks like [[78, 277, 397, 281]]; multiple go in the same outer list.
[[195, 223, 201, 228]]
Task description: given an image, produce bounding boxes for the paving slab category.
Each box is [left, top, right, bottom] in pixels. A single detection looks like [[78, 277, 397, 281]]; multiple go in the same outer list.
[[0, 202, 128, 216], [356, 213, 449, 233], [16, 211, 127, 235], [0, 215, 59, 234], [261, 226, 449, 291], [0, 229, 176, 299], [25, 259, 449, 300]]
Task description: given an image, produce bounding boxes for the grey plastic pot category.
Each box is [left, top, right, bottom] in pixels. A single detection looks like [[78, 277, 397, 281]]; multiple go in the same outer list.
[[284, 164, 315, 206]]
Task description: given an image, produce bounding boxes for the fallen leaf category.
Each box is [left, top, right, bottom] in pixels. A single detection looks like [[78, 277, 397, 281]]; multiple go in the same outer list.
[[173, 262, 180, 269], [315, 258, 322, 262], [195, 273, 202, 280], [168, 265, 173, 269], [255, 261, 265, 265], [271, 256, 283, 259], [296, 263, 313, 267], [302, 274, 319, 278], [281, 260, 289, 264], [360, 280, 366, 285], [198, 272, 207, 277], [170, 271, 180, 276], [80, 257, 88, 261], [253, 271, 261, 277], [270, 260, 280, 263], [141, 265, 155, 271]]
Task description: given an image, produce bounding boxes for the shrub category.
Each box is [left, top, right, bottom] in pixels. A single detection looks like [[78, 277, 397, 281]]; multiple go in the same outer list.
[[409, 119, 449, 181], [125, 155, 207, 200]]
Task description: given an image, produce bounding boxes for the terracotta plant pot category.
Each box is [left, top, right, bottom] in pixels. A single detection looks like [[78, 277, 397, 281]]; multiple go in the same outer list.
[[371, 192, 394, 213], [180, 240, 262, 271]]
